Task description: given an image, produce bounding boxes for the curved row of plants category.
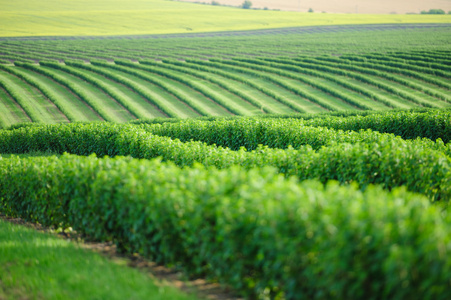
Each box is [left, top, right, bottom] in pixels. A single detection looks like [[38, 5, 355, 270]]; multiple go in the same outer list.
[[0, 122, 449, 200], [132, 108, 451, 145], [14, 62, 111, 121], [1, 153, 450, 299]]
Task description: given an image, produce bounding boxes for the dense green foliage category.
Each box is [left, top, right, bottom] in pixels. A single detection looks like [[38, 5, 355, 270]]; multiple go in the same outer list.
[[0, 24, 450, 299], [1, 154, 450, 299], [0, 122, 449, 201], [137, 109, 451, 148]]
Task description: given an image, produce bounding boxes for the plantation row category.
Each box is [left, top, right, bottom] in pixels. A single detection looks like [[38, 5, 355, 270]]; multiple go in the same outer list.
[[0, 50, 450, 126], [1, 153, 450, 299], [0, 25, 450, 126], [132, 108, 451, 144], [1, 122, 449, 201], [1, 25, 450, 62]]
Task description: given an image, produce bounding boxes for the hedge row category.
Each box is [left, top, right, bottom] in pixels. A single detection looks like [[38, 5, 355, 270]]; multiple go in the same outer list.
[[131, 108, 451, 143], [0, 123, 449, 200], [301, 110, 451, 143], [139, 117, 449, 154], [1, 154, 450, 299]]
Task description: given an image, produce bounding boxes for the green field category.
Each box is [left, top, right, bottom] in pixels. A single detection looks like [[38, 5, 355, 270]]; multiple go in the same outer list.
[[1, 1, 451, 299], [1, 25, 450, 127], [1, 0, 450, 37]]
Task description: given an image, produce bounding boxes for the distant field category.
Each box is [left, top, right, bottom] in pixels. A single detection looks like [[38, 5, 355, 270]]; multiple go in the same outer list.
[[0, 24, 450, 127], [0, 0, 450, 37], [179, 0, 451, 14]]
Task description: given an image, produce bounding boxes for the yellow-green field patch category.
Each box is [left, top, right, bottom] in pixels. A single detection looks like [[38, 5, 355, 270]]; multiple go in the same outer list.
[[1, 0, 450, 37]]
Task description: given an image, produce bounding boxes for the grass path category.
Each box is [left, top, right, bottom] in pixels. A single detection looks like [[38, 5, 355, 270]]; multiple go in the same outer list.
[[0, 218, 202, 300]]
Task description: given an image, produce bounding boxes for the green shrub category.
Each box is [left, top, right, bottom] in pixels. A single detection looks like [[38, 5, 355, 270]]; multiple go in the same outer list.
[[0, 154, 450, 299], [0, 123, 449, 200]]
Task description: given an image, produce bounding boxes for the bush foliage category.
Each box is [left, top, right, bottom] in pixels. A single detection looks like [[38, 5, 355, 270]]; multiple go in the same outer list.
[[1, 154, 450, 299]]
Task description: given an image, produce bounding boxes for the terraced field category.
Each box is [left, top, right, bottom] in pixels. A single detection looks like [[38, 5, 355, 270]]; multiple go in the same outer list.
[[0, 24, 450, 127]]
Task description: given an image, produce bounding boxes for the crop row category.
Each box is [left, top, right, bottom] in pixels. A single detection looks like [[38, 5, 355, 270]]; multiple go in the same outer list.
[[78, 60, 212, 117], [2, 154, 450, 299], [0, 123, 449, 200], [299, 57, 451, 102], [13, 62, 111, 121], [0, 64, 78, 122], [139, 117, 449, 155], [163, 59, 307, 113], [134, 59, 281, 114], [39, 61, 153, 119], [202, 59, 339, 111], [131, 108, 451, 143], [0, 73, 42, 123], [242, 57, 441, 109], [315, 55, 451, 91], [112, 60, 253, 115]]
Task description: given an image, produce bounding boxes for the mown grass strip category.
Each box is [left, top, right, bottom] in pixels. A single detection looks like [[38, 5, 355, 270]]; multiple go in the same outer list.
[[0, 219, 200, 300]]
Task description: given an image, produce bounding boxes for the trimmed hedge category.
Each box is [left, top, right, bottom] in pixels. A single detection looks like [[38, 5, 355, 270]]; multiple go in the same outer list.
[[138, 117, 449, 154], [0, 123, 449, 200], [131, 108, 451, 143], [1, 154, 450, 299]]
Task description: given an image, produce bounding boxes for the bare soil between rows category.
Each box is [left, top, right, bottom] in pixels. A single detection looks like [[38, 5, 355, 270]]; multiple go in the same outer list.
[[0, 213, 241, 300]]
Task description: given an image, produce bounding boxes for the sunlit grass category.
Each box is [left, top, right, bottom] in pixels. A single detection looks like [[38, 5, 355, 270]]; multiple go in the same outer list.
[[0, 0, 450, 37], [0, 219, 200, 300]]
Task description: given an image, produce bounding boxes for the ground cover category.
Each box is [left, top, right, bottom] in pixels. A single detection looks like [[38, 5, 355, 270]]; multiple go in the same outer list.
[[0, 218, 202, 300]]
